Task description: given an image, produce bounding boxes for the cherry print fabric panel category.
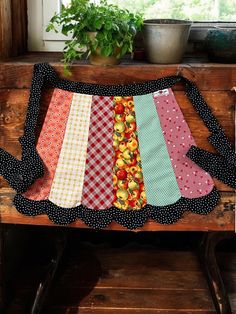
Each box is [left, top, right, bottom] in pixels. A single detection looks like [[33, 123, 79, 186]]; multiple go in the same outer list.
[[23, 88, 74, 200], [153, 88, 214, 198], [81, 96, 114, 209], [112, 96, 147, 210]]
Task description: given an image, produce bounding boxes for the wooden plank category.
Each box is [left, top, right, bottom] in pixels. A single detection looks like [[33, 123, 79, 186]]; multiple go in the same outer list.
[[11, 0, 27, 57], [44, 288, 214, 310], [0, 90, 234, 143], [58, 250, 208, 289], [0, 89, 234, 191], [0, 89, 52, 157], [0, 0, 12, 59], [4, 237, 235, 314], [64, 270, 207, 290], [0, 188, 234, 230], [43, 308, 216, 314], [60, 248, 207, 288], [0, 61, 236, 90], [72, 249, 202, 271], [0, 1, 27, 59]]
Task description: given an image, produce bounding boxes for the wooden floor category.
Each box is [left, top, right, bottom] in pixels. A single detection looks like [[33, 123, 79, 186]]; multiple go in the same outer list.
[[3, 228, 236, 314]]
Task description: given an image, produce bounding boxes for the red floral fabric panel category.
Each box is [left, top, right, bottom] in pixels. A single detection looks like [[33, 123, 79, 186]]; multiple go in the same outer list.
[[23, 89, 73, 200], [81, 96, 114, 209], [153, 88, 214, 198], [112, 96, 147, 210]]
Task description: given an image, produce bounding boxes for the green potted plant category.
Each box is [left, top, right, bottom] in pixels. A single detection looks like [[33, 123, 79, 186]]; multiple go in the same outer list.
[[46, 0, 143, 72]]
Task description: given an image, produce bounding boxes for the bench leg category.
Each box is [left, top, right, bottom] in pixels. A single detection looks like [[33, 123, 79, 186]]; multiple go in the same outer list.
[[30, 231, 67, 314], [199, 231, 234, 314]]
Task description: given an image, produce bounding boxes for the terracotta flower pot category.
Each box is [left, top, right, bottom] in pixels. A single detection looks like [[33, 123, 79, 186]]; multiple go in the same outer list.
[[87, 32, 121, 66], [89, 48, 121, 66]]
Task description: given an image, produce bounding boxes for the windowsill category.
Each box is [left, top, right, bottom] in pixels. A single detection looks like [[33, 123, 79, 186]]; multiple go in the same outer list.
[[1, 52, 235, 91], [1, 51, 236, 67]]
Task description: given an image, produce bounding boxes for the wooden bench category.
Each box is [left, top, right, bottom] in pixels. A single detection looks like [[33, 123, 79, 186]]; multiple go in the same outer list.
[[0, 55, 235, 313]]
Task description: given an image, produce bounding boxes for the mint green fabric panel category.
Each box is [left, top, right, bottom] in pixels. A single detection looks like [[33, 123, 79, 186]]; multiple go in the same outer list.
[[134, 93, 181, 206]]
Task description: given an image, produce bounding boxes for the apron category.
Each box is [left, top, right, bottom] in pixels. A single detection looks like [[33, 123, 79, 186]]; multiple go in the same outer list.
[[0, 63, 234, 229]]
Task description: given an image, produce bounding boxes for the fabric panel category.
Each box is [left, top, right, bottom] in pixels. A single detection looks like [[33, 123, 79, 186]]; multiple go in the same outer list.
[[49, 93, 92, 207], [81, 96, 114, 209], [153, 88, 214, 198], [23, 88, 73, 200], [133, 93, 181, 206], [112, 96, 147, 210]]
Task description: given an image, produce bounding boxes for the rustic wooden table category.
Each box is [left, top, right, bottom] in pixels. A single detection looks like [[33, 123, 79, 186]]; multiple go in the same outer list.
[[0, 54, 235, 313]]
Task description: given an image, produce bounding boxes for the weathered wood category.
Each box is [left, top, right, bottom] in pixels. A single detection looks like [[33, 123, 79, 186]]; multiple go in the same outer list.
[[0, 1, 12, 59], [61, 247, 208, 289], [0, 60, 236, 90], [58, 250, 208, 289], [11, 0, 28, 57], [0, 89, 234, 191], [45, 288, 214, 310], [43, 309, 217, 314], [87, 249, 202, 270], [65, 269, 208, 290], [0, 188, 234, 230], [0, 1, 27, 59], [4, 241, 235, 314]]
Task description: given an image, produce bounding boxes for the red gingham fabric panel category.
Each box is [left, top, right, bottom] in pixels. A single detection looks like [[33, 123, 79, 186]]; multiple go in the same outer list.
[[81, 96, 114, 209], [23, 88, 73, 200]]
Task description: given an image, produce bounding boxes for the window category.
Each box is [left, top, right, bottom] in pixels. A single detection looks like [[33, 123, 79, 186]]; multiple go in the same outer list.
[[28, 0, 236, 52], [107, 0, 236, 21]]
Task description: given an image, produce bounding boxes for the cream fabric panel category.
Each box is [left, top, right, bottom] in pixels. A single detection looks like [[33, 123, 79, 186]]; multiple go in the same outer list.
[[49, 93, 92, 208]]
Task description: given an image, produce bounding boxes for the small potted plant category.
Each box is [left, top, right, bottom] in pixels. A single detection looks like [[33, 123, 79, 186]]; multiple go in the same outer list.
[[46, 0, 143, 72]]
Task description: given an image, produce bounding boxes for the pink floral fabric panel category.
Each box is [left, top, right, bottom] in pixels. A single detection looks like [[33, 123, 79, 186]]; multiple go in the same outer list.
[[81, 96, 114, 209], [153, 88, 214, 198], [23, 88, 73, 200]]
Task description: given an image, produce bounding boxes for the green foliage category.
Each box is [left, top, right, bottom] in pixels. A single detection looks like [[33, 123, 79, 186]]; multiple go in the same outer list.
[[108, 0, 236, 21], [46, 0, 143, 70]]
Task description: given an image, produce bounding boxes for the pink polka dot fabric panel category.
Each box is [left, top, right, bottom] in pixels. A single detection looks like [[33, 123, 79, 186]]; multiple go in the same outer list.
[[153, 88, 214, 198], [23, 88, 73, 200], [81, 96, 114, 209]]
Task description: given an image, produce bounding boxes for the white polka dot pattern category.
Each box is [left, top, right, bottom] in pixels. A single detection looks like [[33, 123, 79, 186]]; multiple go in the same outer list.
[[153, 88, 214, 198], [1, 62, 231, 229]]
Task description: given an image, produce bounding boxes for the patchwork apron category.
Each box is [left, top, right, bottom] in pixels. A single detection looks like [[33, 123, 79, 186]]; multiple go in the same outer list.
[[0, 63, 235, 229]]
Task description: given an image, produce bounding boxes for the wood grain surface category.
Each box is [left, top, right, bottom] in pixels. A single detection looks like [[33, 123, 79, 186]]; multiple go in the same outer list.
[[11, 0, 28, 57], [0, 58, 236, 90], [0, 188, 234, 230], [0, 1, 12, 59], [0, 1, 27, 59], [4, 229, 236, 313]]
